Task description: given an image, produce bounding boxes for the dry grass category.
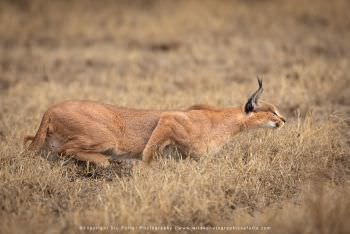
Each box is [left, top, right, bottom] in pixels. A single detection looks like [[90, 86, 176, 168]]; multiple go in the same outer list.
[[0, 0, 349, 233]]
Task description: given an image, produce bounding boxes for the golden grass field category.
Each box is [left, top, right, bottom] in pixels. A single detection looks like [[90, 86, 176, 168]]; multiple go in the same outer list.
[[0, 0, 349, 233]]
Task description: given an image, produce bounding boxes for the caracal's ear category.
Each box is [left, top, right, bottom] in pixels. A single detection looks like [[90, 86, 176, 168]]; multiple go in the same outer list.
[[244, 76, 263, 114]]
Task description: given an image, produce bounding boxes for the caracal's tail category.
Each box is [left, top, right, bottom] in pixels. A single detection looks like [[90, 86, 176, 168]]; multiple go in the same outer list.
[[23, 111, 50, 152]]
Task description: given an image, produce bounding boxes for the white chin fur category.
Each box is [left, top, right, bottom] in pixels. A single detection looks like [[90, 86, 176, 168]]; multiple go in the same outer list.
[[264, 121, 277, 128]]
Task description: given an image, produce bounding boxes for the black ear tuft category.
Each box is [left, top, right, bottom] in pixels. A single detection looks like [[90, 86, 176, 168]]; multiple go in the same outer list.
[[244, 98, 254, 113], [244, 76, 264, 114], [257, 77, 263, 89]]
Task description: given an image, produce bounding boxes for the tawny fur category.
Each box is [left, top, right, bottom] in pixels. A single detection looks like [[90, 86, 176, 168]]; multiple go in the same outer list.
[[24, 80, 286, 167]]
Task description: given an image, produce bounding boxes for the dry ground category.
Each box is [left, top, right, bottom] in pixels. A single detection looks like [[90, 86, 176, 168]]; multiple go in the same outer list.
[[0, 0, 350, 233]]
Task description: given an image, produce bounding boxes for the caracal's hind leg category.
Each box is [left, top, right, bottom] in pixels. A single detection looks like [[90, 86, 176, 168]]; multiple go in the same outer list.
[[74, 152, 110, 168], [58, 139, 115, 167]]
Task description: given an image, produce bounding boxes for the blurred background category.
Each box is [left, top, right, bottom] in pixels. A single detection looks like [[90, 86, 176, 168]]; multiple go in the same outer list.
[[0, 0, 349, 116]]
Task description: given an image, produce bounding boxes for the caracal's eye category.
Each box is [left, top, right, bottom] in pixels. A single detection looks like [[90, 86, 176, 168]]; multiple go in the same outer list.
[[272, 112, 277, 116]]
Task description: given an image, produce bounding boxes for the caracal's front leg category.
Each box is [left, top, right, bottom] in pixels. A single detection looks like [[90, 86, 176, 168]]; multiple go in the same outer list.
[[142, 114, 190, 164], [142, 125, 172, 164]]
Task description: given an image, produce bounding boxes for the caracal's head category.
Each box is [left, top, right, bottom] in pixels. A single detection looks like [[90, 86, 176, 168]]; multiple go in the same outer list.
[[243, 78, 286, 129]]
